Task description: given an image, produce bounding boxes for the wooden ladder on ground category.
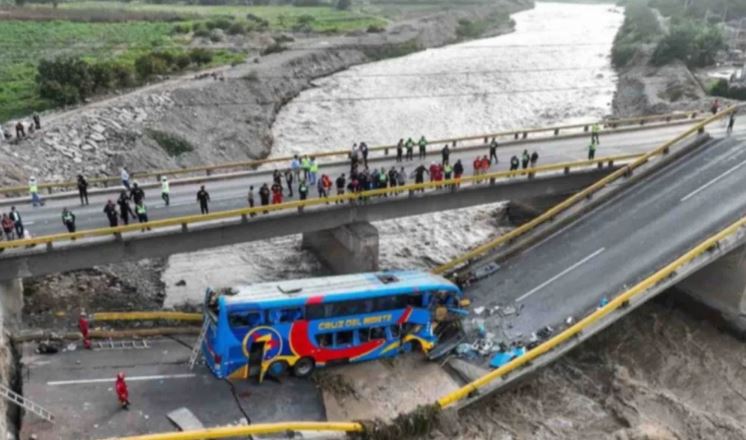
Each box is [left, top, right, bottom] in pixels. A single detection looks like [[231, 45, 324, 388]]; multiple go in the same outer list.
[[0, 383, 54, 423], [188, 319, 209, 370]]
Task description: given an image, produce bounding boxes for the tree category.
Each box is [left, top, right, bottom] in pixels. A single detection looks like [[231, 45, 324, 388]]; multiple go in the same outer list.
[[36, 57, 94, 105]]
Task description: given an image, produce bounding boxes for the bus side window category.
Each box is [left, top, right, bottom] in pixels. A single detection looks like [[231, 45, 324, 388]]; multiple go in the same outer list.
[[336, 331, 354, 347], [279, 308, 303, 322], [406, 293, 423, 308], [389, 325, 401, 339], [228, 311, 262, 329], [370, 327, 386, 340], [316, 333, 332, 347]]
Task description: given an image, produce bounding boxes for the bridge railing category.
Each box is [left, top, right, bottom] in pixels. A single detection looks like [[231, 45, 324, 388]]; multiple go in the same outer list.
[[0, 153, 640, 253], [432, 106, 739, 275], [0, 110, 700, 197], [107, 108, 742, 440]]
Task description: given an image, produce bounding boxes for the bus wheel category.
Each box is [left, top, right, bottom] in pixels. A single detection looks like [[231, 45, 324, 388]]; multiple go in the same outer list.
[[267, 361, 289, 379], [292, 357, 315, 378]]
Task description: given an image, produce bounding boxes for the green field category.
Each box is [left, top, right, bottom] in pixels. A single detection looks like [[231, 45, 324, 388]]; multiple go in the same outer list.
[[0, 2, 387, 122]]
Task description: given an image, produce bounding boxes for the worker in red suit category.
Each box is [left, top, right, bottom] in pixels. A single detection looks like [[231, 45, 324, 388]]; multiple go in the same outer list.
[[78, 311, 91, 350], [115, 372, 130, 410]]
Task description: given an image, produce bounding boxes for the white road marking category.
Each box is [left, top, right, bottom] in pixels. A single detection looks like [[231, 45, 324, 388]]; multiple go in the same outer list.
[[47, 373, 196, 386], [516, 247, 606, 303], [680, 158, 746, 203]]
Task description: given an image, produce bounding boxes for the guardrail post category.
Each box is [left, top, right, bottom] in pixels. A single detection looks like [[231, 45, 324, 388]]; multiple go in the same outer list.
[[514, 133, 519, 140], [597, 162, 603, 169], [564, 166, 570, 175], [554, 129, 559, 136], [698, 126, 705, 134], [156, 174, 161, 182], [666, 116, 671, 122], [522, 132, 527, 139], [583, 125, 589, 132], [206, 169, 212, 177], [528, 172, 534, 180], [691, 112, 697, 119], [298, 205, 304, 213], [114, 232, 122, 241], [662, 146, 669, 154], [640, 119, 646, 126], [181, 223, 188, 232], [102, 180, 108, 188], [241, 214, 248, 224], [608, 160, 614, 167], [384, 148, 389, 156], [490, 177, 496, 185], [46, 242, 52, 251], [46, 187, 53, 195]]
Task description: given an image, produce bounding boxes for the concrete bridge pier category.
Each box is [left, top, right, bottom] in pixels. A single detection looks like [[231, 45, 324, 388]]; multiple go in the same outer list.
[[677, 244, 746, 335], [302, 222, 379, 274], [0, 279, 23, 329]]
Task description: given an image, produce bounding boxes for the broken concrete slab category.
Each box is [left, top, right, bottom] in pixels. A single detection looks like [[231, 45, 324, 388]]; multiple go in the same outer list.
[[167, 407, 204, 431], [447, 358, 491, 383]]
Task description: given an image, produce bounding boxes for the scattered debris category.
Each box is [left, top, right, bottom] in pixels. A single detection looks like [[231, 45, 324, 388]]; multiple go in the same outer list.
[[167, 407, 204, 431]]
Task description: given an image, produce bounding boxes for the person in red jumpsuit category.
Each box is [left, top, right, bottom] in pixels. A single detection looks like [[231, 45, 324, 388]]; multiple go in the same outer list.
[[78, 311, 91, 349], [271, 182, 283, 205], [115, 372, 130, 410]]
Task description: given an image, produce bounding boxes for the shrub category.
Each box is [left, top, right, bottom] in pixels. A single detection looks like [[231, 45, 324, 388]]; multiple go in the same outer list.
[[111, 63, 135, 88], [89, 62, 115, 92], [189, 48, 213, 65], [135, 53, 169, 80], [227, 22, 247, 35], [209, 29, 224, 42], [261, 43, 287, 56], [652, 20, 724, 67], [175, 53, 192, 70], [36, 57, 94, 105], [206, 18, 232, 31], [337, 0, 351, 10], [193, 27, 210, 38], [171, 23, 191, 34], [147, 129, 194, 157], [367, 24, 385, 33]]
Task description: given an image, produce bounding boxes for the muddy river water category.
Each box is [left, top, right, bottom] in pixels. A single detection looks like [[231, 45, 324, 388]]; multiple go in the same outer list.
[[162, 2, 624, 299]]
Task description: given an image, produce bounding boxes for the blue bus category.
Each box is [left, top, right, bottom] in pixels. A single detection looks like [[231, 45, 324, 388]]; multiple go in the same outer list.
[[202, 270, 465, 382]]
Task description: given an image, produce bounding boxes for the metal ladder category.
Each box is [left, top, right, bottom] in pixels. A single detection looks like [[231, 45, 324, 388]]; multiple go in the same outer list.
[[188, 319, 209, 370], [0, 383, 54, 423], [96, 339, 150, 350]]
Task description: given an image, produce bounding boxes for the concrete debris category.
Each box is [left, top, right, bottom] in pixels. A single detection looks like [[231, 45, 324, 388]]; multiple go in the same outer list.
[[167, 407, 204, 431], [447, 358, 491, 383], [473, 306, 485, 315], [502, 305, 516, 316]]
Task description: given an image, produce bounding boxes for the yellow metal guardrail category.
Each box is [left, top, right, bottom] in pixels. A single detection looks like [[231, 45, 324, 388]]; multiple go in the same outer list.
[[432, 106, 739, 275], [1, 110, 700, 196], [108, 109, 734, 440], [437, 213, 746, 408], [108, 422, 364, 440], [0, 153, 640, 252], [92, 311, 202, 322]]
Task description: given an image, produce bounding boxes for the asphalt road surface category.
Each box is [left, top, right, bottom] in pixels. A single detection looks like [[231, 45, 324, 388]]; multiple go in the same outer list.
[[7, 121, 735, 238], [467, 136, 746, 351]]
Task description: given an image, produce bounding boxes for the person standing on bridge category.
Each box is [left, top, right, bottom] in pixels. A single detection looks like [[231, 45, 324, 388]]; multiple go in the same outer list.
[[103, 200, 118, 227], [588, 140, 597, 160], [591, 123, 600, 144], [360, 142, 369, 168], [309, 157, 319, 187], [489, 138, 499, 164], [29, 177, 43, 207], [301, 155, 311, 181], [413, 164, 429, 192], [298, 179, 309, 202], [78, 311, 91, 350], [453, 160, 464, 188], [284, 169, 294, 198], [248, 185, 256, 216], [135, 202, 150, 231], [259, 183, 270, 213], [129, 183, 144, 206], [9, 206, 23, 238], [335, 173, 346, 203], [77, 175, 89, 206], [396, 139, 404, 162], [530, 151, 539, 168], [161, 177, 170, 206], [61, 207, 76, 234], [197, 185, 210, 214], [418, 136, 428, 159], [510, 155, 519, 172], [271, 181, 283, 205], [728, 111, 736, 136], [711, 98, 720, 115], [521, 150, 530, 170], [115, 372, 130, 410], [291, 155, 301, 183], [118, 190, 134, 225], [441, 144, 450, 166], [120, 168, 131, 191], [1, 214, 14, 240], [405, 137, 414, 161]]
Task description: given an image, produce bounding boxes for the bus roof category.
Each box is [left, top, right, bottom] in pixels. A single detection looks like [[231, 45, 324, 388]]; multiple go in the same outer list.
[[220, 271, 457, 307]]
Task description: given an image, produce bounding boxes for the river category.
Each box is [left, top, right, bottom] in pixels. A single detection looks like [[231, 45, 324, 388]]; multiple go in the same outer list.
[[162, 2, 623, 304]]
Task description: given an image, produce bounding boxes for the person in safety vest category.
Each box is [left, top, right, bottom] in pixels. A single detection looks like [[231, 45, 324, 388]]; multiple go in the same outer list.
[[115, 372, 130, 410], [405, 138, 415, 161], [521, 150, 530, 170], [301, 156, 311, 181], [161, 177, 170, 206], [308, 157, 319, 186], [135, 202, 150, 231], [418, 136, 428, 159], [61, 208, 76, 233], [591, 123, 600, 144], [29, 177, 43, 207]]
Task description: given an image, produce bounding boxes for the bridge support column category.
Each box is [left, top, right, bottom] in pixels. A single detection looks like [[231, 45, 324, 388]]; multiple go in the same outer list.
[[0, 279, 23, 329], [302, 222, 379, 274], [677, 244, 746, 335]]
